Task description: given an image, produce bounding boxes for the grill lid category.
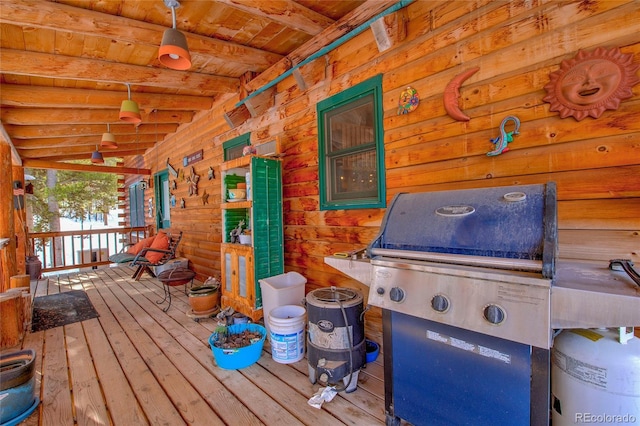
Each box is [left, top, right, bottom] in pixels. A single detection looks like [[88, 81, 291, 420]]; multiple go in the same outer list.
[[368, 183, 557, 278]]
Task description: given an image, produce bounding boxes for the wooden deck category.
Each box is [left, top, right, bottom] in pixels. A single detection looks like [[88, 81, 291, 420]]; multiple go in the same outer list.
[[6, 265, 387, 426]]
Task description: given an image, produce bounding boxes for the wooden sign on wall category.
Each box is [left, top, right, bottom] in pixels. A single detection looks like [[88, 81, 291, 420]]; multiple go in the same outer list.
[[183, 150, 203, 167]]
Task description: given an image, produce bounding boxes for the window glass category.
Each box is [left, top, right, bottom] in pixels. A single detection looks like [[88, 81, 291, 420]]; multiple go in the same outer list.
[[317, 75, 385, 210], [223, 133, 251, 161]]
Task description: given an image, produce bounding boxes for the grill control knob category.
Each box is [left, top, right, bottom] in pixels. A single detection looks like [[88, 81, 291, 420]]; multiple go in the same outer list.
[[376, 287, 385, 296], [431, 294, 450, 313], [483, 304, 505, 324], [389, 287, 405, 303]]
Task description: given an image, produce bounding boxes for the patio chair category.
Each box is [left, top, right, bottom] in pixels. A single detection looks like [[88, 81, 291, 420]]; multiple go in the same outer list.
[[108, 235, 155, 264], [130, 231, 183, 281]]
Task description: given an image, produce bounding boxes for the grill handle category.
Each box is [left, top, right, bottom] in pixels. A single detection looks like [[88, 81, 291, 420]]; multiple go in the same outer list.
[[369, 248, 543, 272]]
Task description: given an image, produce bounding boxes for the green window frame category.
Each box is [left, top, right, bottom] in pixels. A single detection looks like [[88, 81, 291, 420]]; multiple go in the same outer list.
[[154, 170, 171, 229], [317, 74, 385, 210], [223, 133, 251, 161]]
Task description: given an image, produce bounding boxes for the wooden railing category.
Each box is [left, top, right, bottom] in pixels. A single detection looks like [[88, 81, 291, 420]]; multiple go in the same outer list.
[[28, 226, 151, 274]]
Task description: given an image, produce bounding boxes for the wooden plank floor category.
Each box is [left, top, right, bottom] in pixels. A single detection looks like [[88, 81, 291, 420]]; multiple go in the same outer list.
[[4, 265, 387, 426]]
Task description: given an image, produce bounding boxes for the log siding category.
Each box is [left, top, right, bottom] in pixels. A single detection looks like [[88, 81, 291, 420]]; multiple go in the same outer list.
[[122, 1, 640, 343]]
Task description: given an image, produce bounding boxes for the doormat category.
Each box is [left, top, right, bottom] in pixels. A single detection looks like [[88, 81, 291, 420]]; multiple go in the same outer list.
[[31, 290, 99, 332]]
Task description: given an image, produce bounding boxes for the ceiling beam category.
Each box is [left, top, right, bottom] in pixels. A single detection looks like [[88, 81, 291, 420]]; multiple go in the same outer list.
[[0, 108, 194, 125], [217, 0, 334, 35], [21, 159, 151, 176], [0, 49, 239, 93], [36, 150, 150, 163], [18, 144, 155, 159], [13, 134, 161, 149], [5, 123, 178, 139], [0, 0, 283, 72], [0, 85, 213, 111]]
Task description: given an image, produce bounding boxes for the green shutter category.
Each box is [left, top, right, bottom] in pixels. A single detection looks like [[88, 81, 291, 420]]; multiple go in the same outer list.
[[154, 170, 171, 229], [251, 156, 283, 307]]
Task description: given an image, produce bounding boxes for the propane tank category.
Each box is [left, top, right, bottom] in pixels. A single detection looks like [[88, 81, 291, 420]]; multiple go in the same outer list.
[[551, 327, 640, 425]]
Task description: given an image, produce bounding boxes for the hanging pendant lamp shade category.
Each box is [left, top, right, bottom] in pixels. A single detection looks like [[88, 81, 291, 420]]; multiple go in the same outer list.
[[159, 28, 191, 70], [91, 146, 104, 164], [158, 0, 191, 70], [119, 84, 141, 123], [100, 124, 118, 149]]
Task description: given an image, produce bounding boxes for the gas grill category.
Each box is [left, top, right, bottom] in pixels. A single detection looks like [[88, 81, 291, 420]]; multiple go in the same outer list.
[[325, 183, 640, 426]]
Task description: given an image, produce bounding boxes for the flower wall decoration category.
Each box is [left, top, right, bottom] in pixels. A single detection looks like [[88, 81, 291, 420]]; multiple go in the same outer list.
[[397, 86, 419, 115]]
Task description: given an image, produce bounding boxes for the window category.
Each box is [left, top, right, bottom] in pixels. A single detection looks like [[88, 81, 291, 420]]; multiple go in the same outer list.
[[223, 133, 251, 161], [129, 182, 145, 227], [317, 75, 385, 210], [154, 170, 171, 229]]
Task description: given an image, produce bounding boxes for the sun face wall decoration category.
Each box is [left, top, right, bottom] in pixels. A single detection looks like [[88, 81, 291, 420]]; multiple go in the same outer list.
[[543, 47, 640, 121]]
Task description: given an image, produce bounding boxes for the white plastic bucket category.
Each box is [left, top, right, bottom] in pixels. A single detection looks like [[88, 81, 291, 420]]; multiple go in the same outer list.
[[259, 272, 306, 339], [269, 305, 306, 364]]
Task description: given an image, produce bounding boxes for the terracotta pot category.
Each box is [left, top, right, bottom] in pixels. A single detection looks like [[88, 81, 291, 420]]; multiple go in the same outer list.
[[188, 285, 219, 313]]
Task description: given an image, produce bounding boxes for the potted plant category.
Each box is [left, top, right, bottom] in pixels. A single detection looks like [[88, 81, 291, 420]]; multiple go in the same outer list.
[[239, 229, 251, 245], [188, 277, 220, 314]]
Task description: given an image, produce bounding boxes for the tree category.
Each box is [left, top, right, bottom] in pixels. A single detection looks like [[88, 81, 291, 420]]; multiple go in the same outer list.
[[28, 161, 119, 233], [27, 162, 119, 267]]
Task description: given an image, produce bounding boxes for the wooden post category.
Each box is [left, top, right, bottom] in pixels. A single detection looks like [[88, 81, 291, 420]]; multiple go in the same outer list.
[[0, 141, 18, 292], [0, 292, 24, 349], [10, 274, 30, 290], [13, 165, 27, 275]]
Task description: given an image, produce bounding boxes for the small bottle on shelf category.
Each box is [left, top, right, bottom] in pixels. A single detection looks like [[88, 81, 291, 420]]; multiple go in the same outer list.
[[245, 172, 251, 200]]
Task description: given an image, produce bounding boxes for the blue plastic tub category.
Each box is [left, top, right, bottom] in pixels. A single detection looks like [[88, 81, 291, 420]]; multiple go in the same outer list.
[[0, 349, 39, 426], [209, 323, 266, 370]]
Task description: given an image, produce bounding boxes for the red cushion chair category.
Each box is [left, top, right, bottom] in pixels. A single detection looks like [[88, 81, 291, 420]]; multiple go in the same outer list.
[[145, 232, 169, 263], [126, 235, 156, 255], [109, 235, 155, 264], [130, 231, 183, 281]]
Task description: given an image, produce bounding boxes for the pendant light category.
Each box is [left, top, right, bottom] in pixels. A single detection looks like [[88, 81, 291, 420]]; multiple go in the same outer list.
[[91, 146, 104, 164], [119, 84, 141, 123], [158, 0, 191, 70], [100, 123, 118, 149]]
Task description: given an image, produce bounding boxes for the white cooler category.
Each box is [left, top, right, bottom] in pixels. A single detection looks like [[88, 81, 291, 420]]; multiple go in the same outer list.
[[152, 257, 189, 275]]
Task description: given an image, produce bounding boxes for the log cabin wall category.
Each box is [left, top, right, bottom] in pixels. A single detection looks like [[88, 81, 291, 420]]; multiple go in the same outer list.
[[123, 1, 640, 342]]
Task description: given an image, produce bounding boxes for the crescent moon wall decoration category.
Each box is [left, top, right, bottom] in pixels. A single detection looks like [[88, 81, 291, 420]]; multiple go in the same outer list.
[[443, 67, 480, 121]]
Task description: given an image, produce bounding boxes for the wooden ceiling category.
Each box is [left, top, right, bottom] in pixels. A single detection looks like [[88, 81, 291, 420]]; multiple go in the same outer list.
[[0, 0, 397, 168]]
